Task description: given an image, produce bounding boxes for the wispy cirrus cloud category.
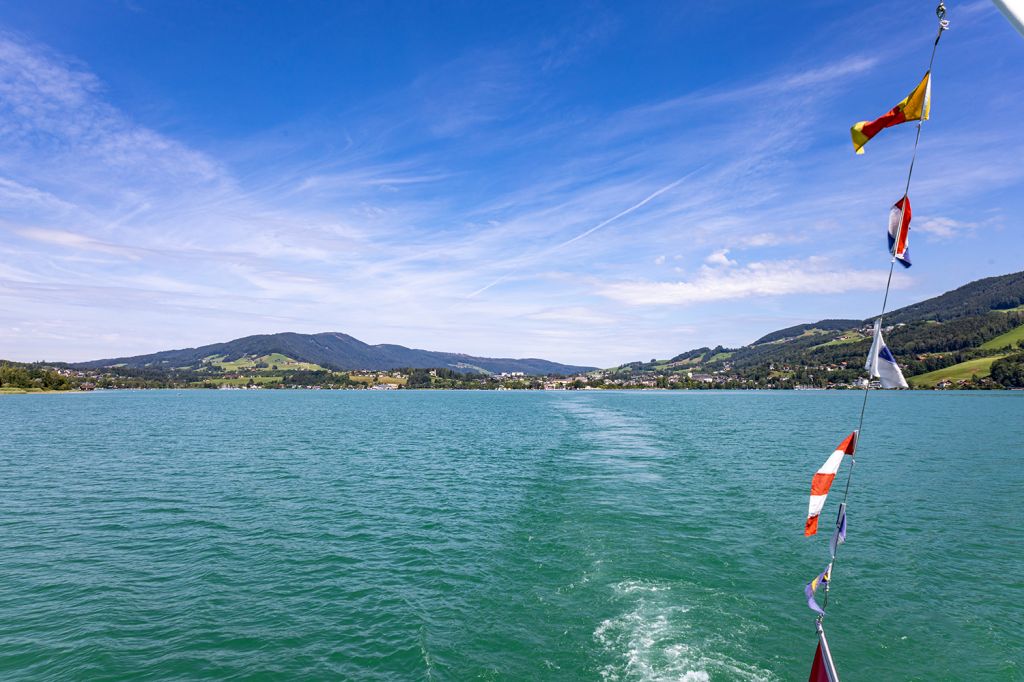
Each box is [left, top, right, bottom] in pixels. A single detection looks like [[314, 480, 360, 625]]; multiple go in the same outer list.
[[1, 3, 1022, 366], [0, 33, 222, 191], [913, 216, 982, 239], [15, 227, 145, 259], [598, 258, 897, 306]]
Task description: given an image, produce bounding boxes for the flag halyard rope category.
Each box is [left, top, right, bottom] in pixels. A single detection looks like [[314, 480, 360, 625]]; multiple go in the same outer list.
[[815, 1, 949, 624]]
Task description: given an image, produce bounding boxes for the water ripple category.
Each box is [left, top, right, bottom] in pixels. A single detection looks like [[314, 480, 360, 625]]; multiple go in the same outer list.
[[0, 390, 1020, 680]]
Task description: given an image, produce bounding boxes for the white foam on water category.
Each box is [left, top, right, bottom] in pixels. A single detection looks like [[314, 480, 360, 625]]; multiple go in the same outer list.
[[595, 599, 706, 682], [614, 579, 670, 595], [418, 627, 437, 680], [595, 581, 774, 682]]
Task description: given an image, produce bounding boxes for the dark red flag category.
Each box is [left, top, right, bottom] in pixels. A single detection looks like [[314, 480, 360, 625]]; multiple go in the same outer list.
[[809, 642, 830, 682]]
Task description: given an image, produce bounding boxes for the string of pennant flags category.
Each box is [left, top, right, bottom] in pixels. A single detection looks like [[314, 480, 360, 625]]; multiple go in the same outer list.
[[802, 4, 949, 680]]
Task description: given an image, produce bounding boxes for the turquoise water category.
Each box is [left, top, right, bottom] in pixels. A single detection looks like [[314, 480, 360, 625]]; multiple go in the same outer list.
[[0, 390, 1020, 680]]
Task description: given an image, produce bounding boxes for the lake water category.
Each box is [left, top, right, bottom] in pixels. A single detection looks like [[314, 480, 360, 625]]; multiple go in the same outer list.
[[0, 390, 1020, 680]]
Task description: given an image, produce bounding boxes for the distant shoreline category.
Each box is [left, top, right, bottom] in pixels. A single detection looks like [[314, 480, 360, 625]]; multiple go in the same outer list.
[[0, 387, 67, 395], [4, 386, 1016, 396]]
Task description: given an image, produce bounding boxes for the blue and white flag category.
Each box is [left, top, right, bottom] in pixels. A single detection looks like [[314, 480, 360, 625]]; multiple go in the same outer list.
[[829, 503, 847, 559], [865, 320, 908, 388]]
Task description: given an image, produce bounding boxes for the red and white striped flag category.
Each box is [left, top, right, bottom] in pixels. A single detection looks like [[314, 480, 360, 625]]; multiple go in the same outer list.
[[805, 432, 858, 536]]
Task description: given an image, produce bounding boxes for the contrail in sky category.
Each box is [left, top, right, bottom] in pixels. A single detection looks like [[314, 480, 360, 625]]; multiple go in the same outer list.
[[466, 169, 700, 298]]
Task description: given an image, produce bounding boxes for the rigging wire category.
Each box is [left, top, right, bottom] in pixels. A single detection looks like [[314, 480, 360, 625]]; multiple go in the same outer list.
[[817, 2, 949, 619]]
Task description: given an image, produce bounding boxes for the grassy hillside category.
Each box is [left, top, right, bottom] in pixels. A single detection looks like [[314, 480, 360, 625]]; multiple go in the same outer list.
[[979, 323, 1024, 350], [909, 355, 1007, 388], [204, 353, 325, 372], [752, 319, 862, 345]]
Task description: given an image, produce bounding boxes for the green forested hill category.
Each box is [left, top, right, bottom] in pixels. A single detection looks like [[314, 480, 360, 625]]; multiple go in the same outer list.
[[883, 271, 1024, 323], [751, 319, 862, 345], [76, 331, 596, 376], [615, 270, 1024, 389], [47, 270, 1024, 389]]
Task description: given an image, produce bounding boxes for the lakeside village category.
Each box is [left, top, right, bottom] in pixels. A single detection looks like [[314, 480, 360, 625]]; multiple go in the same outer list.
[[7, 313, 1024, 393], [0, 363, 866, 393], [0, 355, 1006, 393]]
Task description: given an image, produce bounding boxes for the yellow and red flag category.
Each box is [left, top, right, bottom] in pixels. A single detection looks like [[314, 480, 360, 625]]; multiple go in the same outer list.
[[850, 72, 931, 154]]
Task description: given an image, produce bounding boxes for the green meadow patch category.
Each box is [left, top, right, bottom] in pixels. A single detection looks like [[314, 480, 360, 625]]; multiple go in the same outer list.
[[910, 355, 1006, 387], [980, 322, 1024, 350], [204, 353, 325, 372]]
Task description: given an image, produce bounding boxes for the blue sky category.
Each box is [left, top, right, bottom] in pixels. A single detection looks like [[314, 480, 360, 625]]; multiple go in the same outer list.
[[1, 1, 1022, 366]]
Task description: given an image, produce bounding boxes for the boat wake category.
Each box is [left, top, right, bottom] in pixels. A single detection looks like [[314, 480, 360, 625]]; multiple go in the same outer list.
[[595, 580, 774, 682], [553, 397, 666, 483]]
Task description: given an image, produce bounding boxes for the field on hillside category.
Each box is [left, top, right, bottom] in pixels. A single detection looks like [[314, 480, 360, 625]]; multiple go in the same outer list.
[[910, 355, 1006, 387], [812, 332, 866, 349], [204, 353, 325, 372], [349, 374, 406, 386], [980, 323, 1024, 350]]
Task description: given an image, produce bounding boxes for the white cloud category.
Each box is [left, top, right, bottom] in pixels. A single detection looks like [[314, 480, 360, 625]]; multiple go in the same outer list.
[[0, 34, 222, 188], [465, 170, 700, 298], [594, 55, 881, 142], [704, 248, 736, 267], [0, 13, 1019, 367], [914, 216, 979, 239], [526, 306, 617, 325], [597, 258, 896, 306], [732, 232, 807, 248], [15, 228, 143, 259]]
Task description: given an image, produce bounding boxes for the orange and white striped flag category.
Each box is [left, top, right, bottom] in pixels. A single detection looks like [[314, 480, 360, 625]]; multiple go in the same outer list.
[[805, 432, 858, 536]]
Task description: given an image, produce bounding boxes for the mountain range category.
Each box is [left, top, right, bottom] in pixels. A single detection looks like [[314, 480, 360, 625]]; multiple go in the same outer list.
[[613, 269, 1024, 388], [74, 270, 1024, 386], [77, 332, 597, 376]]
